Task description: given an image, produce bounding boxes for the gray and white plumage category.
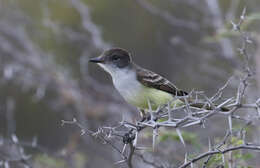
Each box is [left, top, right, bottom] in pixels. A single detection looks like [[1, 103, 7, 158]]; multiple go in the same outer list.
[[89, 48, 187, 110], [89, 48, 229, 111]]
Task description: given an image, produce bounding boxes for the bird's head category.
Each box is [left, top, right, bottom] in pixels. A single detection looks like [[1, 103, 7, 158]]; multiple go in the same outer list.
[[89, 48, 132, 75]]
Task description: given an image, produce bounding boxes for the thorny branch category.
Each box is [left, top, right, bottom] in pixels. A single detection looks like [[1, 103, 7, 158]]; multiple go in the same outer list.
[[61, 118, 126, 160], [61, 7, 260, 168], [0, 134, 51, 168], [179, 7, 260, 168], [135, 153, 164, 168], [2, 0, 258, 168], [180, 144, 260, 168]]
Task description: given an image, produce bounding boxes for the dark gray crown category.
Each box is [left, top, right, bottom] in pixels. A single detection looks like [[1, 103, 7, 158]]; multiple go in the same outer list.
[[102, 48, 132, 68]]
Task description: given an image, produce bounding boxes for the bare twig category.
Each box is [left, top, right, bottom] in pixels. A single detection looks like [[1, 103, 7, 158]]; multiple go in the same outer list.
[[178, 144, 260, 168]]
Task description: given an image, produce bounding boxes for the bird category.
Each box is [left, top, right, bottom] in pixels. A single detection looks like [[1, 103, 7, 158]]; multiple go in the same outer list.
[[89, 48, 228, 115]]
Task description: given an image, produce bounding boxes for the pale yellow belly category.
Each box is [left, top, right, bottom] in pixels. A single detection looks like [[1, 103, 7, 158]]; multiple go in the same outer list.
[[125, 86, 184, 110]]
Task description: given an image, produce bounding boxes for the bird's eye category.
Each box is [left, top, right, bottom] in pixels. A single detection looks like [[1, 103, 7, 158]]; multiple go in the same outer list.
[[112, 55, 120, 61]]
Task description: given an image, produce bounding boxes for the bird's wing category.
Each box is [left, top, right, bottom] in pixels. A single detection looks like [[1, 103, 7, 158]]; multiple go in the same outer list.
[[136, 66, 188, 96]]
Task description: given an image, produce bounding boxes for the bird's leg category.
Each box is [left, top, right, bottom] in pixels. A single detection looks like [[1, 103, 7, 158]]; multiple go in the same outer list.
[[139, 108, 145, 122], [139, 108, 151, 122], [138, 108, 161, 122]]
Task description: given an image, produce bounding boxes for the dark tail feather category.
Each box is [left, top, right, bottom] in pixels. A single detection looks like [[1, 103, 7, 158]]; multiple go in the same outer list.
[[190, 103, 229, 112]]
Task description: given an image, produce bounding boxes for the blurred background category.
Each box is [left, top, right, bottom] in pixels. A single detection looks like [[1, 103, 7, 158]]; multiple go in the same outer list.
[[0, 0, 260, 167]]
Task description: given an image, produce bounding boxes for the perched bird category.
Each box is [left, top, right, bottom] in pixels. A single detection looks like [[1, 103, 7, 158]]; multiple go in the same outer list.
[[89, 48, 228, 113]]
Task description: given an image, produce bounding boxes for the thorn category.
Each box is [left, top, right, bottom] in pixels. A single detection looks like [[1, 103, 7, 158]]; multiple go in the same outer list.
[[22, 153, 31, 160], [256, 98, 260, 105], [176, 128, 186, 147], [114, 159, 127, 165], [182, 120, 201, 127], [230, 21, 239, 31], [152, 127, 158, 152], [61, 120, 65, 126], [228, 115, 233, 134], [168, 102, 172, 121], [256, 99, 260, 117], [135, 146, 149, 150], [121, 113, 125, 123], [147, 99, 152, 112], [241, 7, 247, 20], [242, 130, 246, 144], [222, 154, 225, 164], [237, 47, 245, 55], [133, 131, 138, 147], [80, 129, 86, 136], [122, 144, 127, 154], [11, 134, 18, 144], [4, 161, 9, 168], [208, 138, 212, 151], [32, 136, 38, 147], [246, 37, 253, 44], [184, 153, 188, 164], [201, 120, 206, 128], [155, 105, 161, 114], [0, 136, 3, 146], [217, 97, 234, 109]]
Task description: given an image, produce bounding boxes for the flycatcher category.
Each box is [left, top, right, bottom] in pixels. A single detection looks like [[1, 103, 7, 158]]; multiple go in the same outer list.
[[89, 48, 228, 112]]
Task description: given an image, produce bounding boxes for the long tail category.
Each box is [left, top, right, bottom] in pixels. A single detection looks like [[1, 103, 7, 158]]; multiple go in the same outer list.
[[190, 102, 229, 112]]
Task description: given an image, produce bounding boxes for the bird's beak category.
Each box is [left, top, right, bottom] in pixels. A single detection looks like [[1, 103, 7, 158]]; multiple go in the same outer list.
[[89, 56, 104, 63]]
